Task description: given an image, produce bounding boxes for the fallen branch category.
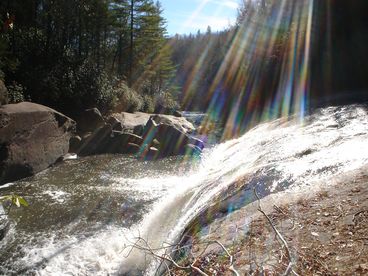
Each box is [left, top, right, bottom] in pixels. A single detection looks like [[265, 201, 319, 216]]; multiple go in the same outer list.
[[254, 188, 294, 276], [212, 240, 240, 276], [124, 233, 209, 275], [123, 230, 242, 276]]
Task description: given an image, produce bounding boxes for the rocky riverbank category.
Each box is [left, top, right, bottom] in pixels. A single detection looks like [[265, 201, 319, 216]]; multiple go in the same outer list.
[[173, 166, 368, 275], [0, 102, 204, 185], [71, 108, 203, 158]]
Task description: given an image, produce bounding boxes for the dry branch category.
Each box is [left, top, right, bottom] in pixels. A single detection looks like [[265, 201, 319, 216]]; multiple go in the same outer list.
[[254, 188, 294, 276]]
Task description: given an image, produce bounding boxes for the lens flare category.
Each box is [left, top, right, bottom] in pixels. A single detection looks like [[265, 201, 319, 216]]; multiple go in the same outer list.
[[133, 0, 317, 152]]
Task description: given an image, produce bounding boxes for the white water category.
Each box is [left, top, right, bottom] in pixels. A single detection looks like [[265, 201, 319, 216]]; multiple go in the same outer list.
[[1, 104, 367, 275]]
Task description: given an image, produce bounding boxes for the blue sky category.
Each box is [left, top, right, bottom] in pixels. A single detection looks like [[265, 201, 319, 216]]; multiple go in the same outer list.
[[159, 0, 239, 36]]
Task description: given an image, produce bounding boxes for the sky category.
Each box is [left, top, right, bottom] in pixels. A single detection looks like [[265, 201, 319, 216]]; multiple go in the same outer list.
[[159, 0, 239, 36]]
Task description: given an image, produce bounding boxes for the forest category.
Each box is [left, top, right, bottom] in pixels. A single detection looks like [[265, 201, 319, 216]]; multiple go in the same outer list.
[[0, 0, 177, 116]]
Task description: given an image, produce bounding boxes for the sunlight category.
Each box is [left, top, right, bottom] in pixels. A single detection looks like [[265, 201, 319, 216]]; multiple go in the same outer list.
[[134, 0, 317, 146], [176, 0, 317, 140], [182, 0, 211, 32]]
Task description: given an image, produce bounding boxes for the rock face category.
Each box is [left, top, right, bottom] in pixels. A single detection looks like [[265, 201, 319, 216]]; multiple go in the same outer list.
[[0, 102, 76, 185], [0, 80, 8, 106], [150, 114, 194, 133]]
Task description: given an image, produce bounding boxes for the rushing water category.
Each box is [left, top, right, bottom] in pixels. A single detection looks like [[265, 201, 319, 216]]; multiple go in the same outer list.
[[0, 104, 368, 275]]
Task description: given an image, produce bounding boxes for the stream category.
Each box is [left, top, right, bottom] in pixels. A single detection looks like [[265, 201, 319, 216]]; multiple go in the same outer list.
[[0, 104, 368, 275]]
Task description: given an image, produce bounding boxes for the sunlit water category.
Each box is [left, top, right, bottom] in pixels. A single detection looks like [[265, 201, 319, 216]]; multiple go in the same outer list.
[[0, 104, 367, 275]]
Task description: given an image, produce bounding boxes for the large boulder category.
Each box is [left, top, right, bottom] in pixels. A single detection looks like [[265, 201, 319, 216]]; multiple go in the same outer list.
[[0, 80, 8, 106], [77, 124, 145, 156], [150, 114, 195, 134], [76, 108, 105, 134], [107, 112, 195, 136], [75, 111, 200, 158], [107, 112, 150, 135], [141, 117, 204, 158], [155, 123, 190, 156], [0, 102, 75, 185]]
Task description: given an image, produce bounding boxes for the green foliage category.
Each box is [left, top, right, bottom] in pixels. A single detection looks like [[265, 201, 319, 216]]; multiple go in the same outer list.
[[0, 0, 178, 114], [7, 81, 25, 103], [141, 94, 155, 113], [0, 195, 29, 208], [113, 81, 144, 112]]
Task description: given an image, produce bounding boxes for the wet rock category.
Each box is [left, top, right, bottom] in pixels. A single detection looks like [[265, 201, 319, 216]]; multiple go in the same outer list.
[[0, 102, 75, 185], [76, 108, 105, 134]]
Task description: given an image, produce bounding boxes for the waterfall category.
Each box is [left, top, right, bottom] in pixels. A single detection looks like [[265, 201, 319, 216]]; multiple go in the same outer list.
[[1, 104, 367, 275]]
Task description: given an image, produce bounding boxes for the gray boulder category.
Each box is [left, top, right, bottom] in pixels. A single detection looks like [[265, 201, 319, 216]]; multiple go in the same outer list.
[[74, 111, 200, 158], [155, 123, 190, 156], [107, 112, 150, 135], [76, 108, 105, 134], [150, 114, 194, 133], [107, 112, 195, 136], [141, 115, 204, 158], [0, 102, 75, 185]]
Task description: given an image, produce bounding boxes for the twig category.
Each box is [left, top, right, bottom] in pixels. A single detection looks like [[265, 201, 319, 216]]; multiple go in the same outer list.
[[124, 234, 209, 275], [353, 209, 367, 221], [212, 240, 240, 276], [254, 188, 294, 276]]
